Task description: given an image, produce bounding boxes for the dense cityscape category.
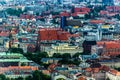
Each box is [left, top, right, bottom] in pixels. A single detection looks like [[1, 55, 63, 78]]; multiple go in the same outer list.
[[0, 0, 120, 80]]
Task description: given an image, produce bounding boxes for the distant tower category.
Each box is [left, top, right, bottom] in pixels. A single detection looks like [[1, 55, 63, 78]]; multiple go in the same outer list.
[[98, 24, 102, 41], [36, 30, 41, 52], [82, 40, 96, 55], [60, 16, 67, 30], [71, 6, 75, 13]]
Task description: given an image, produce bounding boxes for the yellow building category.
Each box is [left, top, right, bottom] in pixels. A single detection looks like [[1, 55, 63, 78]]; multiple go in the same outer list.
[[41, 43, 83, 57], [5, 41, 19, 48], [12, 42, 19, 48], [51, 43, 78, 50], [5, 41, 9, 48], [102, 25, 110, 29]]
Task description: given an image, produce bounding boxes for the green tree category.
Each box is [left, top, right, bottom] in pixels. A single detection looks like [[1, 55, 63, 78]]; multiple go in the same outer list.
[[85, 13, 91, 19], [25, 52, 33, 60], [58, 59, 69, 64], [114, 67, 120, 71], [57, 78, 65, 80], [21, 62, 27, 66], [36, 12, 39, 16], [6, 8, 23, 17], [51, 12, 59, 15], [16, 8, 23, 17], [117, 54, 120, 58], [115, 14, 120, 20], [35, 52, 49, 63], [43, 74, 51, 80], [106, 78, 110, 80], [15, 77, 24, 80], [9, 48, 23, 54], [73, 52, 81, 58], [31, 70, 51, 80], [72, 59, 81, 65], [38, 52, 49, 58], [10, 78, 15, 80], [0, 74, 6, 80], [32, 70, 42, 80], [6, 77, 11, 80], [25, 76, 32, 80], [61, 53, 71, 59], [40, 18, 45, 22], [9, 33, 12, 40], [24, 51, 49, 66], [52, 18, 59, 24], [52, 53, 62, 58]]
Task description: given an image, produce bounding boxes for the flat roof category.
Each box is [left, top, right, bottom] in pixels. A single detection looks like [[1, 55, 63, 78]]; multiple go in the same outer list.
[[0, 52, 23, 56], [0, 59, 32, 62]]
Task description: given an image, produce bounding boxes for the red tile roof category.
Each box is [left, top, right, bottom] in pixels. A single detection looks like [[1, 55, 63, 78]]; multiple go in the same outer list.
[[85, 68, 92, 72], [72, 12, 88, 17], [100, 65, 110, 72], [74, 7, 90, 12], [93, 68, 100, 73], [0, 66, 38, 74], [57, 31, 70, 41], [0, 31, 9, 37], [13, 39, 18, 43], [11, 31, 16, 35], [9, 66, 38, 70], [90, 20, 104, 24], [52, 15, 60, 18], [100, 10, 108, 15], [105, 43, 120, 49], [69, 33, 80, 37], [20, 14, 35, 19], [97, 41, 120, 56], [60, 12, 70, 17], [39, 28, 58, 41], [48, 64, 57, 72], [36, 16, 43, 19], [76, 12, 88, 14], [98, 40, 120, 49], [78, 76, 86, 80], [107, 13, 118, 16], [71, 13, 78, 16], [42, 70, 50, 75], [38, 28, 70, 41], [109, 69, 120, 76], [106, 6, 120, 11]]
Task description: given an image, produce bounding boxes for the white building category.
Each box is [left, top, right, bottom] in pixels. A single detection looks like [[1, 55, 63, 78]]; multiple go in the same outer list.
[[51, 73, 67, 80], [114, 0, 120, 6], [106, 70, 120, 80]]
